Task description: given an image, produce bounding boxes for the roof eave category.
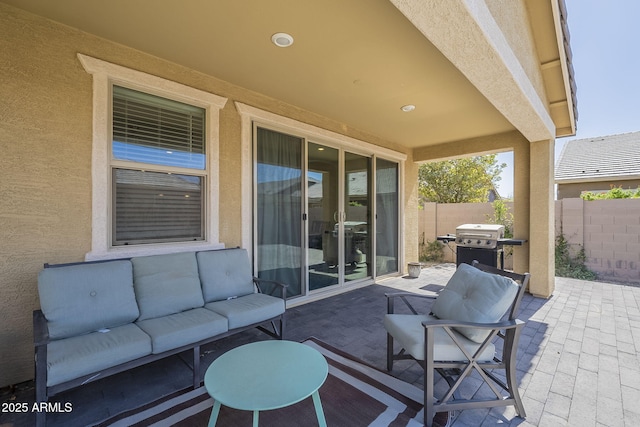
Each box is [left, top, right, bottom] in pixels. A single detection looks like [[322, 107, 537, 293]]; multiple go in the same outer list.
[[553, 0, 578, 137], [555, 174, 640, 184]]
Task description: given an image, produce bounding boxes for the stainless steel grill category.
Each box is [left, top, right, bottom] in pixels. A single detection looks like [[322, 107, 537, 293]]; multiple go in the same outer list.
[[455, 224, 504, 249]]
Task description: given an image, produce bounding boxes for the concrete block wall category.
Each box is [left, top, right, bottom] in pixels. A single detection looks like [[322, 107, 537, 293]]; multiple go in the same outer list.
[[581, 199, 640, 283], [420, 198, 640, 284], [419, 202, 511, 264]]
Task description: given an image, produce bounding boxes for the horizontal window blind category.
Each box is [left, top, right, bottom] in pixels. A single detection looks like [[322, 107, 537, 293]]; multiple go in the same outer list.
[[113, 169, 204, 245], [113, 85, 205, 160]]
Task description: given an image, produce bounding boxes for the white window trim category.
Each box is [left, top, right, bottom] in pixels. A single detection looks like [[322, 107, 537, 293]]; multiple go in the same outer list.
[[234, 102, 406, 265], [78, 54, 228, 260]]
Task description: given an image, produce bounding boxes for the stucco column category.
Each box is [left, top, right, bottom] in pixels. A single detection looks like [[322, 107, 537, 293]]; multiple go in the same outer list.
[[528, 139, 556, 297], [512, 139, 530, 278], [404, 158, 420, 273]]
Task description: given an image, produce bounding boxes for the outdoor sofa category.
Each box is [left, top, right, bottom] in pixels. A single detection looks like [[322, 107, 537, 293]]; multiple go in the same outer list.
[[33, 247, 286, 426]]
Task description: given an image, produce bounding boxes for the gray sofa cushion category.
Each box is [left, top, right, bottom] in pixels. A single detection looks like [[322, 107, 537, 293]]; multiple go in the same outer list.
[[132, 252, 204, 321], [38, 260, 139, 339], [136, 308, 228, 354], [197, 248, 255, 302], [383, 313, 496, 362], [205, 293, 285, 329], [430, 262, 519, 343], [46, 323, 151, 387]]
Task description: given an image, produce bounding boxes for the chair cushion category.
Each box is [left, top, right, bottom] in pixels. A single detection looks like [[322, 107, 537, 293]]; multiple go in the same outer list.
[[197, 248, 255, 302], [46, 323, 151, 387], [430, 263, 519, 343], [205, 293, 285, 329], [136, 308, 228, 354], [383, 314, 495, 362], [38, 260, 139, 339], [132, 252, 204, 321]]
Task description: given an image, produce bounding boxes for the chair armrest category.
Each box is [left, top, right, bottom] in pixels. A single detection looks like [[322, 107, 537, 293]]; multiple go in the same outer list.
[[384, 292, 438, 299], [33, 310, 50, 347], [421, 318, 524, 330], [385, 292, 437, 315], [253, 277, 288, 301]]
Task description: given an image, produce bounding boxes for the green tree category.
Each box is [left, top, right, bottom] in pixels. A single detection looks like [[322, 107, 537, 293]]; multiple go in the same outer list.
[[418, 155, 506, 203]]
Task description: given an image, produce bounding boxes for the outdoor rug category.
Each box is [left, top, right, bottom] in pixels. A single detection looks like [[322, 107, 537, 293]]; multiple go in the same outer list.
[[97, 338, 449, 427]]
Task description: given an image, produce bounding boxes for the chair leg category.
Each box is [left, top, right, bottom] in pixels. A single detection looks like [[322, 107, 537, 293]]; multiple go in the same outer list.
[[505, 352, 526, 417], [507, 365, 526, 417], [424, 328, 436, 427], [505, 326, 526, 418], [424, 366, 435, 427], [386, 333, 394, 372]]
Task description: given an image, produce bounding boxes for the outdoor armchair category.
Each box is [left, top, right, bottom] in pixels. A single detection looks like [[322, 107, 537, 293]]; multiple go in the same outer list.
[[383, 261, 530, 427]]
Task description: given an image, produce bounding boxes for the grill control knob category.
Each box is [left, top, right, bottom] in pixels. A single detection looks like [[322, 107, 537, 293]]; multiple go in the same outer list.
[[466, 239, 472, 244], [486, 240, 492, 245], [477, 240, 482, 245]]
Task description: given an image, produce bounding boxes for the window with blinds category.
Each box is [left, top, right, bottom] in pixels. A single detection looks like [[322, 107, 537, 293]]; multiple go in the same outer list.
[[111, 86, 206, 245]]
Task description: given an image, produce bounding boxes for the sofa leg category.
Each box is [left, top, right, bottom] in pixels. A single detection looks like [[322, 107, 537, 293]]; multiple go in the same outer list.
[[386, 333, 394, 372], [193, 345, 201, 389], [34, 344, 47, 427], [35, 410, 46, 427]]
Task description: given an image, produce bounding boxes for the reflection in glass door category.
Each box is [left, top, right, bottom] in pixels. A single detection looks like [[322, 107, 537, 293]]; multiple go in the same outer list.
[[344, 152, 371, 282], [307, 143, 339, 291], [256, 127, 303, 298]]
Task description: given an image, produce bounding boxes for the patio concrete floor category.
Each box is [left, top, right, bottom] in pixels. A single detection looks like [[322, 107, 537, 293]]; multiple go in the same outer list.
[[2, 263, 640, 426]]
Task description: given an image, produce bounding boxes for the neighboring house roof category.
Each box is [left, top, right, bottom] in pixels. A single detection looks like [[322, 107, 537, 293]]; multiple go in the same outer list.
[[555, 131, 640, 183]]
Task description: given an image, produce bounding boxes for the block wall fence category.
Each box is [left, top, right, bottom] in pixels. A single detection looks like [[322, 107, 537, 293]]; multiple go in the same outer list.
[[418, 198, 640, 284]]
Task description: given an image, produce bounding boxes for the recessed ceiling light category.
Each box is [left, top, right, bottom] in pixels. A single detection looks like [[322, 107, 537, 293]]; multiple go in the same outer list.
[[271, 32, 294, 48], [401, 104, 416, 112]]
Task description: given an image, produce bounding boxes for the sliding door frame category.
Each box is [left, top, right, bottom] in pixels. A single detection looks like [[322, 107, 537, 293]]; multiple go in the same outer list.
[[237, 102, 406, 304]]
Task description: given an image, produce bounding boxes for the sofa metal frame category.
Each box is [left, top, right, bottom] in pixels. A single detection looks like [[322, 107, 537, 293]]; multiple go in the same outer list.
[[385, 261, 530, 427]]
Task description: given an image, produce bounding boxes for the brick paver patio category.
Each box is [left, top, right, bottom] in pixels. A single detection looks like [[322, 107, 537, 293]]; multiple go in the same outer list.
[[2, 263, 639, 426]]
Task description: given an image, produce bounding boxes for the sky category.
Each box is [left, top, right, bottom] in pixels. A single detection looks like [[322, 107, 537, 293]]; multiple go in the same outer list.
[[495, 0, 640, 199]]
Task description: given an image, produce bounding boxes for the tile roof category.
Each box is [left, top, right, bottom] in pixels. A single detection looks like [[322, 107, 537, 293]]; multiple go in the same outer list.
[[555, 131, 640, 182]]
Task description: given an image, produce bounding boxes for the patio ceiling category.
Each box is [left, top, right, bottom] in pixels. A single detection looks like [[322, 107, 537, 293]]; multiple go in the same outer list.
[[4, 0, 574, 148]]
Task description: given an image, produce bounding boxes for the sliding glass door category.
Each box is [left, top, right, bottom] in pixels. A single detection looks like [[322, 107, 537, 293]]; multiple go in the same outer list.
[[344, 152, 372, 282], [376, 158, 399, 276], [255, 126, 398, 299], [307, 143, 339, 291]]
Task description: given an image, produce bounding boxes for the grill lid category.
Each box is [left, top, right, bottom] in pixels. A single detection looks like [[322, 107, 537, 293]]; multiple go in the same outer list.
[[455, 223, 504, 248]]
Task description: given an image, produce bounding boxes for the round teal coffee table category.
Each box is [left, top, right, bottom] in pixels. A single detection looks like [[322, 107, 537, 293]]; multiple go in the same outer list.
[[204, 340, 328, 427]]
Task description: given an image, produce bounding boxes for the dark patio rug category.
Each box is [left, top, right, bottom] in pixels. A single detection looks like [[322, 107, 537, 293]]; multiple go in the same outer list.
[[95, 338, 449, 426]]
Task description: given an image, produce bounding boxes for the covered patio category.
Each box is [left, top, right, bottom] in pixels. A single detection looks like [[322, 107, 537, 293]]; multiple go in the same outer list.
[[0, 5, 585, 427], [1, 0, 577, 393], [4, 264, 639, 426]]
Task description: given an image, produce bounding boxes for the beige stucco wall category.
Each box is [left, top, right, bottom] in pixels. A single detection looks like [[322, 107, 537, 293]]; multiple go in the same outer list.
[[0, 4, 413, 387], [485, 0, 548, 107]]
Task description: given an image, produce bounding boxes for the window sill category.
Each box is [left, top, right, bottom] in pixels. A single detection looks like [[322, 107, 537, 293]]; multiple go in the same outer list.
[[85, 241, 226, 261]]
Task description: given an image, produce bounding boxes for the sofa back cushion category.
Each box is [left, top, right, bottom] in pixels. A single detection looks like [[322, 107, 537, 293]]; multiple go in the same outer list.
[[38, 260, 139, 340], [431, 262, 519, 343], [132, 252, 204, 321], [197, 248, 255, 302]]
